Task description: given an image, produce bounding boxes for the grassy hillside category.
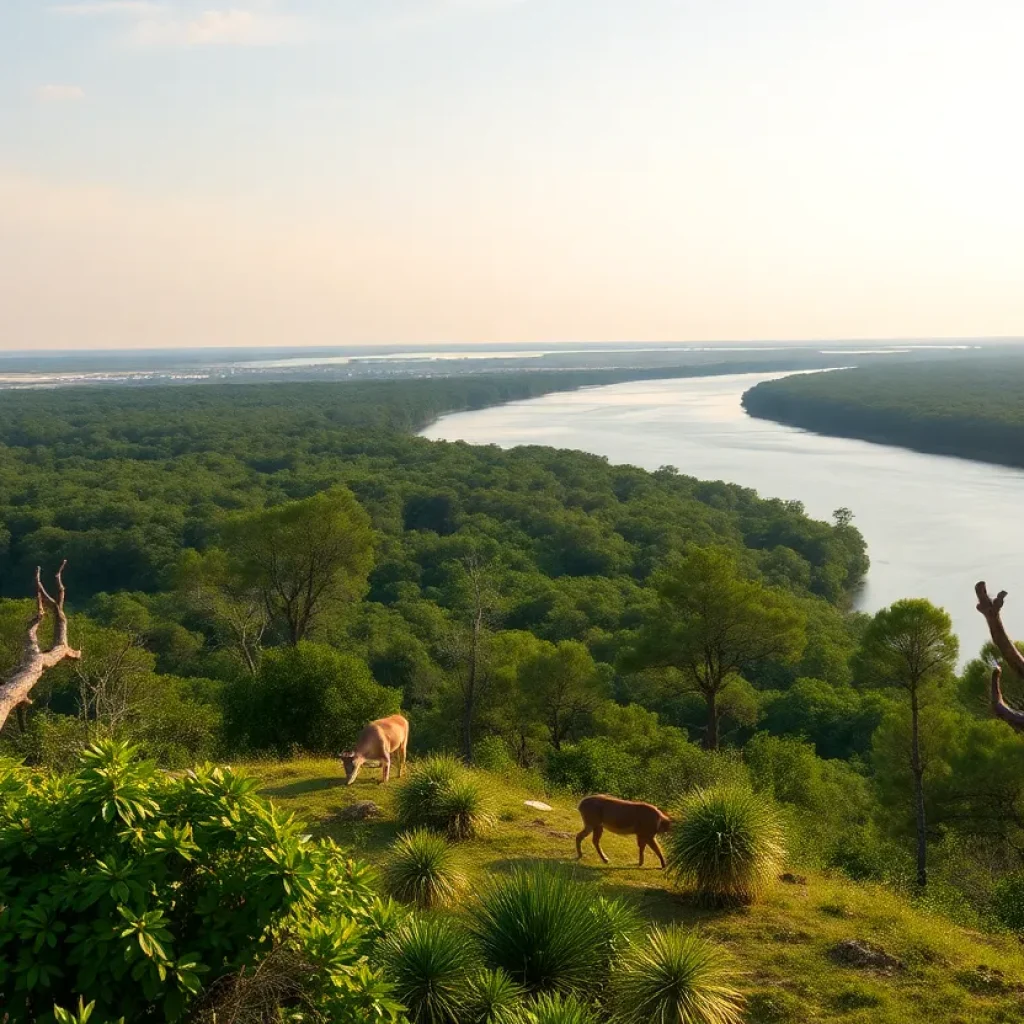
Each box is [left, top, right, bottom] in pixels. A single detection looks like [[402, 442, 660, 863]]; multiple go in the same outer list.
[[254, 758, 1024, 1024]]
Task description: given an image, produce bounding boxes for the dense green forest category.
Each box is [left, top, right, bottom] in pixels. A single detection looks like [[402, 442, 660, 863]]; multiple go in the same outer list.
[[5, 368, 1024, 1022], [742, 357, 1024, 467]]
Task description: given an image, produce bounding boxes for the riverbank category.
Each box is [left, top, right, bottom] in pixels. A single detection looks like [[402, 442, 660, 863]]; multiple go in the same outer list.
[[421, 372, 1024, 660], [741, 359, 1024, 471]]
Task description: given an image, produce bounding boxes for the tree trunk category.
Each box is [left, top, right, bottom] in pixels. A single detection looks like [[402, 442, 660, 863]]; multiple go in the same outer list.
[[0, 565, 81, 734], [910, 686, 927, 887], [704, 688, 719, 751]]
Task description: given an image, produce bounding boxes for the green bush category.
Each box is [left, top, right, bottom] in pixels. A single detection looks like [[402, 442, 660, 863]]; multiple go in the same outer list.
[[396, 755, 494, 841], [226, 642, 400, 756], [464, 968, 526, 1024], [517, 991, 598, 1024], [472, 867, 615, 995], [473, 736, 516, 773], [610, 926, 744, 1024], [665, 787, 785, 905], [385, 830, 465, 909], [991, 873, 1024, 932], [379, 916, 479, 1024], [0, 741, 401, 1024]]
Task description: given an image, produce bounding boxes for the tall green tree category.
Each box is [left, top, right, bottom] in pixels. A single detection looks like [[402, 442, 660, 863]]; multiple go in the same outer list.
[[856, 599, 958, 887], [221, 488, 374, 646], [519, 640, 610, 749], [625, 547, 805, 749]]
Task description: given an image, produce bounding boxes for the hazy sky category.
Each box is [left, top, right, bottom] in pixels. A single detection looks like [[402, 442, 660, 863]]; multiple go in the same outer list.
[[1, 0, 1022, 351]]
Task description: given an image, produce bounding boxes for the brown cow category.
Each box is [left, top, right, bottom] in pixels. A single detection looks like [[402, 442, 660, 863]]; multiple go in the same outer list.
[[575, 794, 671, 868], [341, 714, 409, 785]]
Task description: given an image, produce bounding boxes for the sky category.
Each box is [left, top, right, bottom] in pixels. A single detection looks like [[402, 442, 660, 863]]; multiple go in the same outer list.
[[1, 0, 1022, 351]]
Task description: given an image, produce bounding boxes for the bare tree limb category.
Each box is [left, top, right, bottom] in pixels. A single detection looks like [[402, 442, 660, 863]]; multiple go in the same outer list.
[[0, 563, 81, 733], [976, 581, 1024, 731]]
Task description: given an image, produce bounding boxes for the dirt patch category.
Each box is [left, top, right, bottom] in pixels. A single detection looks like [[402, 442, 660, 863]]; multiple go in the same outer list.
[[336, 801, 382, 822], [828, 939, 904, 975], [526, 818, 573, 840]]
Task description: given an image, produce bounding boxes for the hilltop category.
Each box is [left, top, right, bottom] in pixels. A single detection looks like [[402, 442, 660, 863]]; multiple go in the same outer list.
[[256, 758, 1024, 1024]]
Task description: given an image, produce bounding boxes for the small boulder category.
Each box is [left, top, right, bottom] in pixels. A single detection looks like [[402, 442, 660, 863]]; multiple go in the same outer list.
[[337, 801, 382, 822], [779, 872, 807, 885], [525, 800, 553, 812], [829, 940, 903, 975]]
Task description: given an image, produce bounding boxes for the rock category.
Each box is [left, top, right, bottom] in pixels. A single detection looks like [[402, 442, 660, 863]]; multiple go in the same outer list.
[[828, 940, 903, 975], [779, 872, 807, 885], [337, 801, 382, 822], [525, 800, 553, 812]]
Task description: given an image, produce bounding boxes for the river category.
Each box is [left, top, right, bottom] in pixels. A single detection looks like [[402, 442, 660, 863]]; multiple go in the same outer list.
[[420, 370, 1024, 661]]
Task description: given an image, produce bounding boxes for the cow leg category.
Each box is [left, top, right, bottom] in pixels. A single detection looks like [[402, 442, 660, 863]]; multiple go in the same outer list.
[[380, 755, 391, 784], [592, 826, 610, 864], [649, 837, 666, 869], [398, 739, 408, 778], [637, 836, 646, 867], [576, 827, 591, 860]]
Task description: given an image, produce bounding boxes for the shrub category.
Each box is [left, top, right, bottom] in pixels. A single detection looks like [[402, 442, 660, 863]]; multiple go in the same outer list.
[[665, 787, 785, 905], [590, 896, 641, 961], [396, 755, 494, 840], [385, 830, 465, 909], [473, 736, 516, 773], [472, 867, 612, 995], [226, 642, 400, 755], [379, 916, 479, 1024], [610, 926, 744, 1024], [517, 991, 598, 1024], [0, 741, 401, 1024], [464, 968, 526, 1024], [991, 873, 1024, 932]]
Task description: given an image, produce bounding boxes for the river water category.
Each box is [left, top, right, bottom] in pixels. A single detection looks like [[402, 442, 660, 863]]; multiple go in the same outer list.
[[420, 371, 1024, 661]]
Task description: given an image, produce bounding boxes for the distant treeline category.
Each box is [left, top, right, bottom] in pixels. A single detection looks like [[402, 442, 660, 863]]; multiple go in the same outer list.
[[742, 358, 1024, 469]]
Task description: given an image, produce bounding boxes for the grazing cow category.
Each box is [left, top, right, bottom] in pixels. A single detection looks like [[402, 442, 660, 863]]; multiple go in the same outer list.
[[341, 714, 409, 785], [576, 794, 671, 868]]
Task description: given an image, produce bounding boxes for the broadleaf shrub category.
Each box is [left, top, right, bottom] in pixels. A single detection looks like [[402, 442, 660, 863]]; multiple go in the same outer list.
[[0, 741, 402, 1024]]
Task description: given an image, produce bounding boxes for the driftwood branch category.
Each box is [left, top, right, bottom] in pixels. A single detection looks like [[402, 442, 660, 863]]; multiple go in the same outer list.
[[0, 562, 81, 733], [976, 581, 1024, 732]]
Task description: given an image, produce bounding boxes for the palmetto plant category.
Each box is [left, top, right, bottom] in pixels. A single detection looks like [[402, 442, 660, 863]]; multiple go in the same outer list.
[[379, 916, 479, 1024], [665, 787, 785, 905], [472, 867, 611, 995], [610, 926, 744, 1024], [385, 829, 466, 909]]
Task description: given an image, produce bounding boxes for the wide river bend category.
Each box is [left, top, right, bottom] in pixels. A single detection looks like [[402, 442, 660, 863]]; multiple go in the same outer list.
[[420, 371, 1024, 661]]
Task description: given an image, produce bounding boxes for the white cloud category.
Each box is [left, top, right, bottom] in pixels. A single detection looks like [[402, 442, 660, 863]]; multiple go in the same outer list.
[[36, 84, 86, 102], [127, 8, 307, 47], [51, 2, 162, 14]]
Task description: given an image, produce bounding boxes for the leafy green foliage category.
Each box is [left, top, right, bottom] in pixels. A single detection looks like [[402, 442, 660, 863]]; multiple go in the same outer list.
[[463, 968, 526, 1024], [471, 867, 618, 995], [626, 548, 805, 749], [665, 788, 786, 905], [379, 916, 479, 1024], [225, 642, 400, 755], [396, 755, 494, 841], [991, 874, 1024, 932], [0, 741, 400, 1023], [515, 991, 598, 1024], [385, 830, 466, 909], [742, 358, 1024, 470], [610, 926, 744, 1024]]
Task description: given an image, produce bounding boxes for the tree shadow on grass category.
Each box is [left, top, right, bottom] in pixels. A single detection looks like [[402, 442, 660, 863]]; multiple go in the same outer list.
[[260, 776, 348, 797], [483, 856, 743, 927]]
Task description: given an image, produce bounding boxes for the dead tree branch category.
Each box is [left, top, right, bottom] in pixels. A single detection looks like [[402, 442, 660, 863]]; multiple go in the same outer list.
[[976, 581, 1024, 732], [0, 562, 81, 733]]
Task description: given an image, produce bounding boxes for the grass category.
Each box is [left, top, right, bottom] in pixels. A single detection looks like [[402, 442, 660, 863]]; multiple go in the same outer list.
[[252, 757, 1024, 1024]]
